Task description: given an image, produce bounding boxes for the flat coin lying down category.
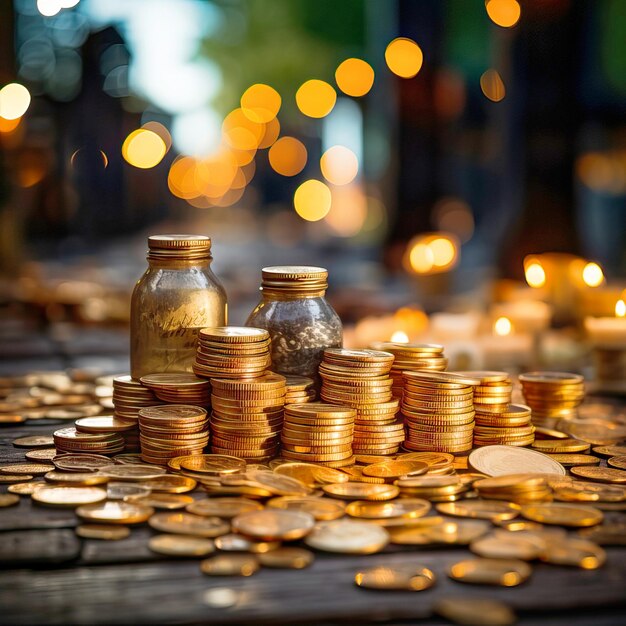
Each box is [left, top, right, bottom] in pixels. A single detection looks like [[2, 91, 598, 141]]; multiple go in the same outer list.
[[355, 565, 435, 591]]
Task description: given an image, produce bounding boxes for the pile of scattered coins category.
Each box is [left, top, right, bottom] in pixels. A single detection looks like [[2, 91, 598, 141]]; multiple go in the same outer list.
[[193, 327, 272, 380], [320, 349, 403, 456], [401, 371, 479, 454]]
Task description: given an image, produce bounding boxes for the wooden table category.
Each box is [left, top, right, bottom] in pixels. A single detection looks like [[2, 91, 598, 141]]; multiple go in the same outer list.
[[1, 417, 626, 626]]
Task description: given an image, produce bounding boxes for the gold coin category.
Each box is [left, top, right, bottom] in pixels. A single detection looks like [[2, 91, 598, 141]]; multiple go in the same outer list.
[[437, 500, 521, 522], [470, 533, 546, 561], [519, 371, 584, 385], [179, 454, 246, 476], [346, 498, 430, 520], [273, 463, 349, 487], [593, 445, 626, 458], [570, 466, 626, 484], [323, 482, 399, 501], [213, 534, 279, 553], [257, 547, 314, 569], [232, 509, 315, 541], [361, 460, 428, 479], [222, 470, 311, 497], [134, 494, 194, 510], [199, 326, 270, 343], [395, 474, 460, 489], [52, 454, 117, 472], [0, 474, 34, 483], [521, 502, 603, 527], [0, 493, 20, 507], [200, 554, 259, 576], [186, 497, 263, 518], [434, 598, 516, 626], [149, 512, 230, 537], [75, 524, 131, 540], [97, 464, 167, 480], [0, 415, 26, 424], [75, 416, 137, 433], [389, 519, 489, 546], [355, 454, 397, 465], [266, 495, 346, 521], [540, 537, 606, 568], [142, 475, 197, 493], [8, 482, 45, 495], [149, 533, 216, 557], [578, 521, 626, 546], [447, 557, 531, 586], [32, 485, 107, 507], [532, 438, 590, 454], [607, 456, 626, 470], [12, 435, 55, 448], [355, 564, 436, 591], [76, 501, 154, 524], [44, 470, 109, 486], [1, 463, 55, 476], [468, 445, 566, 476], [304, 519, 389, 554], [547, 453, 600, 467], [553, 482, 626, 503], [404, 371, 480, 386], [24, 449, 57, 461]]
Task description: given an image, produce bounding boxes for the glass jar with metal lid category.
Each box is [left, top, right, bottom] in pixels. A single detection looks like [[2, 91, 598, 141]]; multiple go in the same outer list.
[[130, 234, 227, 378], [245, 266, 342, 378]]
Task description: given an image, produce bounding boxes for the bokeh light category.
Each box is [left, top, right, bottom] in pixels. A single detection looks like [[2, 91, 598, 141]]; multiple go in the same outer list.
[[385, 38, 424, 79], [257, 117, 280, 149], [324, 185, 367, 237], [70, 148, 108, 171], [582, 261, 605, 287], [616, 300, 626, 318], [433, 197, 474, 243], [122, 129, 167, 169], [222, 108, 265, 151], [241, 84, 281, 123], [404, 233, 460, 275], [269, 137, 307, 176], [494, 316, 513, 336], [0, 116, 21, 133], [390, 330, 409, 343], [486, 0, 521, 28], [142, 121, 172, 152], [524, 259, 546, 288], [294, 179, 332, 221], [429, 236, 457, 267], [168, 156, 197, 199], [408, 242, 434, 274], [0, 83, 31, 120], [296, 80, 337, 118], [320, 145, 359, 185], [335, 58, 375, 97], [480, 69, 506, 102]]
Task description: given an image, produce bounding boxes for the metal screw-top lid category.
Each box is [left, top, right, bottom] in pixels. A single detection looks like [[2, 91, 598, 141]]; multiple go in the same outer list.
[[261, 266, 328, 295], [147, 235, 212, 260]]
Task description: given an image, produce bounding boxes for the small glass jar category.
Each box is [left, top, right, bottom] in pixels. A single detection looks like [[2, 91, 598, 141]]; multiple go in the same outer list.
[[245, 266, 342, 378], [130, 235, 227, 379]]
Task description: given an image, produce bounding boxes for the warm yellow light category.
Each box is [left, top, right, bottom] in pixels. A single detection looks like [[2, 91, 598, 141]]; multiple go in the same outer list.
[[269, 136, 307, 176], [429, 236, 456, 267], [616, 300, 626, 318], [390, 330, 409, 343], [494, 316, 513, 336], [480, 69, 506, 102], [122, 129, 166, 169], [222, 108, 265, 151], [525, 262, 546, 288], [294, 179, 331, 221], [241, 83, 281, 123], [409, 242, 434, 274], [194, 152, 238, 198], [296, 79, 337, 118], [0, 83, 31, 120], [257, 117, 280, 149], [582, 262, 604, 287], [385, 38, 423, 79], [0, 116, 21, 133], [486, 0, 521, 28], [335, 58, 375, 97], [141, 121, 172, 151], [168, 156, 198, 199], [324, 185, 367, 237], [320, 145, 358, 185]]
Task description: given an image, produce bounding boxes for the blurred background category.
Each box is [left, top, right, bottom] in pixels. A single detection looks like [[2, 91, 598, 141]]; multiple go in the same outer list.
[[0, 0, 625, 376]]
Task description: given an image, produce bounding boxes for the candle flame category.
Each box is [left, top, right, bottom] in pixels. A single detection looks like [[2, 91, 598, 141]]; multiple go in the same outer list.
[[390, 330, 409, 343], [616, 299, 626, 318], [494, 316, 513, 336], [582, 261, 604, 287]]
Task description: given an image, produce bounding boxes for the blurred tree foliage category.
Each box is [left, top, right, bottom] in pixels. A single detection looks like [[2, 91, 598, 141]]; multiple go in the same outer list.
[[201, 0, 366, 118]]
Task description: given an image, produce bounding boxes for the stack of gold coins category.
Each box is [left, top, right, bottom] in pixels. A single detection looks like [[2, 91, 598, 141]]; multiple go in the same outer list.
[[460, 371, 512, 413], [401, 371, 480, 454], [319, 349, 402, 456], [193, 327, 271, 380], [473, 404, 535, 447], [474, 474, 552, 504], [113, 375, 162, 421], [519, 372, 585, 427], [284, 376, 316, 404], [138, 405, 209, 465], [140, 373, 211, 406], [282, 403, 356, 467], [210, 374, 286, 462], [371, 342, 447, 397], [75, 415, 140, 452], [53, 426, 125, 455]]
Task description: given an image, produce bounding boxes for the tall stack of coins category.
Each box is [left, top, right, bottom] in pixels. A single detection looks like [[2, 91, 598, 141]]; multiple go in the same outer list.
[[193, 327, 271, 380], [138, 405, 209, 465], [53, 427, 125, 455], [75, 415, 140, 452], [519, 372, 585, 427], [371, 342, 447, 397], [140, 373, 211, 406], [210, 374, 286, 462], [284, 376, 316, 405], [401, 371, 480, 454], [319, 349, 403, 456], [112, 375, 162, 421], [282, 403, 356, 467], [473, 404, 535, 447]]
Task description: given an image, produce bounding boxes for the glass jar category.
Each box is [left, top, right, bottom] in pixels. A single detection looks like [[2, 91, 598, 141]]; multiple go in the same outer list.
[[130, 235, 227, 379], [245, 266, 342, 378]]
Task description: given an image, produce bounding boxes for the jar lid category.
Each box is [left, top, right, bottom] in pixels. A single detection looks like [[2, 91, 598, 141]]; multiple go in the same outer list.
[[147, 234, 212, 260], [261, 266, 328, 295]]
